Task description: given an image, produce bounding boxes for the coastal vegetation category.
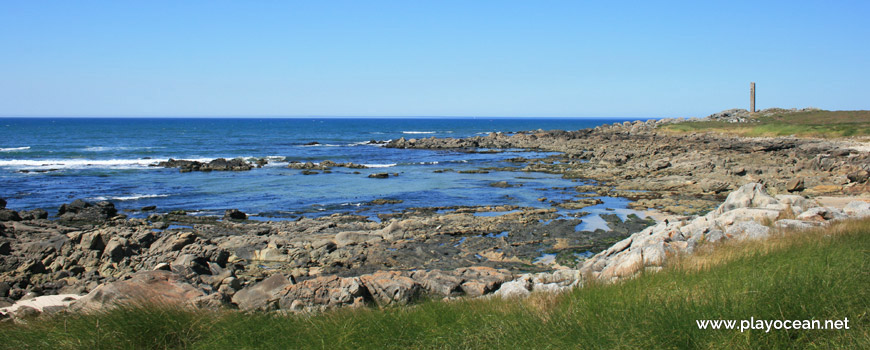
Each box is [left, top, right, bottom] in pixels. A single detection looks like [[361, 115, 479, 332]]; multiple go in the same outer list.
[[662, 109, 870, 138], [4, 218, 867, 349]]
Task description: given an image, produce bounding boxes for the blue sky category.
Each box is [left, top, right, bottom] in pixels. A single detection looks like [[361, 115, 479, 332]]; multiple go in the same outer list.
[[1, 1, 867, 117]]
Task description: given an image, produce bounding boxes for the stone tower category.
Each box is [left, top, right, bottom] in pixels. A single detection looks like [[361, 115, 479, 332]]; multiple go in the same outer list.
[[750, 82, 756, 113]]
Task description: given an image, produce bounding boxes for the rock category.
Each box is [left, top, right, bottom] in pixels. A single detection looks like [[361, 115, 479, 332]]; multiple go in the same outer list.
[[0, 209, 21, 222], [141, 205, 157, 211], [277, 275, 369, 311], [847, 170, 869, 183], [843, 201, 870, 218], [456, 267, 512, 297], [0, 197, 5, 209], [368, 173, 390, 179], [493, 278, 531, 299], [335, 231, 383, 247], [796, 207, 848, 222], [103, 237, 129, 262], [360, 271, 422, 305], [157, 158, 253, 172], [725, 221, 770, 241], [774, 219, 821, 230], [232, 274, 294, 311], [650, 158, 671, 170], [0, 241, 10, 255], [785, 178, 805, 192], [72, 270, 206, 311], [12, 305, 41, 319], [774, 195, 818, 214], [17, 209, 48, 220], [149, 232, 196, 254], [409, 270, 464, 297], [224, 209, 247, 221], [58, 200, 117, 222], [715, 183, 779, 214]]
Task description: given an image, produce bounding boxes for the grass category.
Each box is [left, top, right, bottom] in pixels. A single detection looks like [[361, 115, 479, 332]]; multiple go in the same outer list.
[[3, 219, 869, 349], [662, 110, 870, 138]]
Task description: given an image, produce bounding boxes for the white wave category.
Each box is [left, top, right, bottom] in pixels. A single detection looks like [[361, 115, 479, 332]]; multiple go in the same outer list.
[[83, 146, 162, 152], [0, 158, 161, 169], [402, 131, 437, 134], [90, 194, 170, 201], [301, 143, 342, 147], [0, 157, 215, 170], [363, 163, 397, 168], [0, 146, 30, 152]]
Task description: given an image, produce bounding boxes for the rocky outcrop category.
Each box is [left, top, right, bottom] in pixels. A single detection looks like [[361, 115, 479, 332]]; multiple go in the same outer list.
[[157, 158, 254, 172], [576, 183, 862, 282], [58, 200, 118, 222], [71, 270, 207, 311]]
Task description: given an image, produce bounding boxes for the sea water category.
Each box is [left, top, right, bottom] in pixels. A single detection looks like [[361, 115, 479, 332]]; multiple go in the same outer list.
[[0, 117, 637, 219]]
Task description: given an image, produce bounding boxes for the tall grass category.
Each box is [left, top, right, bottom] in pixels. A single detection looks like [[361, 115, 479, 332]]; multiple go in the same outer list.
[[3, 219, 869, 349]]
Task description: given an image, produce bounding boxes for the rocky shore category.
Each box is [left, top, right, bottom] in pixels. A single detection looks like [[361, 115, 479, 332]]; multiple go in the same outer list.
[[2, 112, 869, 320]]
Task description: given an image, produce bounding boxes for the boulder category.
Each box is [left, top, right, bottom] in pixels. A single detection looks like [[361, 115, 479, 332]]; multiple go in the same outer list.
[[847, 170, 869, 183], [724, 221, 770, 241], [72, 270, 206, 311], [17, 209, 48, 220], [493, 278, 532, 299], [785, 178, 805, 192], [796, 207, 848, 222], [715, 183, 779, 214], [224, 209, 247, 221], [368, 173, 390, 179], [149, 232, 197, 254], [335, 231, 383, 247], [277, 275, 369, 311], [231, 274, 294, 311], [409, 270, 464, 297], [774, 219, 821, 230], [0, 197, 5, 209], [0, 209, 20, 222], [58, 200, 117, 222], [843, 201, 870, 218], [360, 271, 422, 305]]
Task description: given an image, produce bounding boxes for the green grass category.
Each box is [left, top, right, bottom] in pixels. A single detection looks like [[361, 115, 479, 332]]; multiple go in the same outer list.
[[662, 110, 870, 138], [3, 219, 869, 349]]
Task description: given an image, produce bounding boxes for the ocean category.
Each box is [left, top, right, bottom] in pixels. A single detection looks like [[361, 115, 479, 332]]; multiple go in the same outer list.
[[0, 117, 637, 220]]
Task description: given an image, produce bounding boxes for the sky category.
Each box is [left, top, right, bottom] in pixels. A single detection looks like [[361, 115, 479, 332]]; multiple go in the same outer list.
[[1, 1, 868, 118]]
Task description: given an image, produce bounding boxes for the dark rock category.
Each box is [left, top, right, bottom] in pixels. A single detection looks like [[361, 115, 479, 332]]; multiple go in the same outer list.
[[141, 205, 157, 211], [304, 141, 320, 146], [224, 209, 247, 220], [0, 209, 20, 222], [0, 197, 5, 209], [847, 170, 869, 184], [0, 242, 12, 255], [58, 200, 117, 222], [368, 173, 390, 179], [18, 209, 48, 220]]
